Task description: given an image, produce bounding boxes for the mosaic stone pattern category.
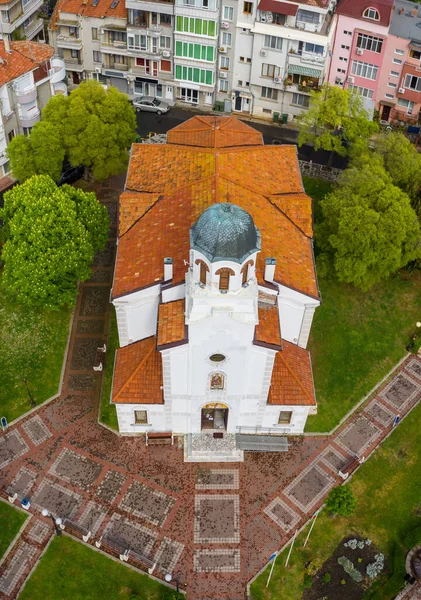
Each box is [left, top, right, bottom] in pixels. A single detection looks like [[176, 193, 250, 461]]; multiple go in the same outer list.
[[154, 537, 185, 573], [284, 463, 335, 513], [77, 501, 107, 535], [379, 373, 420, 411], [194, 549, 241, 573], [264, 497, 300, 532], [67, 374, 96, 391], [21, 415, 52, 446], [31, 478, 82, 519], [48, 448, 102, 491], [80, 287, 109, 317], [195, 468, 239, 490], [76, 319, 106, 334], [95, 470, 126, 504], [319, 446, 349, 473], [103, 513, 158, 556], [70, 338, 105, 370], [336, 416, 382, 457], [0, 430, 29, 469], [406, 358, 421, 382], [194, 495, 240, 544], [6, 467, 37, 497], [45, 394, 93, 430], [365, 400, 396, 427], [0, 542, 37, 595], [119, 481, 175, 527], [26, 520, 51, 544]]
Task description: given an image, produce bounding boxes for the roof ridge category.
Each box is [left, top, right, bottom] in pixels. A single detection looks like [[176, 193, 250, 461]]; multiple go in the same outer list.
[[113, 337, 156, 402], [277, 346, 314, 405], [266, 195, 312, 239], [119, 193, 163, 238]]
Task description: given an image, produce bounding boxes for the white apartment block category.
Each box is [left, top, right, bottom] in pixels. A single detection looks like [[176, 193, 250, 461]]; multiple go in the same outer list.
[[0, 0, 45, 42]]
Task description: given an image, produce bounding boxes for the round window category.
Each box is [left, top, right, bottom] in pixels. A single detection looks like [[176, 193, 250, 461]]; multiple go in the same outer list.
[[209, 353, 226, 363]]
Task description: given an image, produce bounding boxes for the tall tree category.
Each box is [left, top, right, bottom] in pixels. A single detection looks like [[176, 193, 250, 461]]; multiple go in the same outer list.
[[316, 158, 421, 290], [6, 121, 65, 182], [42, 80, 137, 181], [0, 175, 109, 309], [297, 84, 378, 161], [373, 132, 421, 200]]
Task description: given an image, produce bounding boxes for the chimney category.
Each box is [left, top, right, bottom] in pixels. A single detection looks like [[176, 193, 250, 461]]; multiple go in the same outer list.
[[3, 34, 11, 54], [264, 257, 276, 282], [164, 257, 173, 282]]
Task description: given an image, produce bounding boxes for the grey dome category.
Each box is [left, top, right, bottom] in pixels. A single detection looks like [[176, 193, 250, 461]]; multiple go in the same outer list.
[[191, 203, 261, 264]]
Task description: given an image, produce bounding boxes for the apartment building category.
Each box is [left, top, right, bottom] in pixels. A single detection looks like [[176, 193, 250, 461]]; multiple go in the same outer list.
[[0, 39, 65, 176], [377, 0, 421, 124], [0, 0, 45, 42], [328, 0, 393, 110]]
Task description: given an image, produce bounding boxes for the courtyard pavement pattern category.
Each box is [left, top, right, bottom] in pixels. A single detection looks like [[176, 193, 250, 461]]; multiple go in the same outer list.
[[1, 176, 421, 599]]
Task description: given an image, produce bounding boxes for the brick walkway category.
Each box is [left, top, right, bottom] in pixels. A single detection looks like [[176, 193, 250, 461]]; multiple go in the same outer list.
[[0, 175, 421, 599]]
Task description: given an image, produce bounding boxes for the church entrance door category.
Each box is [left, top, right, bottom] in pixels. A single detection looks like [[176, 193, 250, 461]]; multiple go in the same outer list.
[[201, 404, 228, 431]]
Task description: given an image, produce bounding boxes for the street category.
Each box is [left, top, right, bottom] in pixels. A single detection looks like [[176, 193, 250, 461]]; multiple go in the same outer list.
[[135, 106, 348, 169]]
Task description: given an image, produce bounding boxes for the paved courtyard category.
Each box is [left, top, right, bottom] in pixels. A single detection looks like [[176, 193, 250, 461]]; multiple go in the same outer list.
[[0, 175, 421, 600]]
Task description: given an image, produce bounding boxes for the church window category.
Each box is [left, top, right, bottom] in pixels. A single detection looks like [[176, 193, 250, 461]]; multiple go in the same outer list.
[[134, 410, 148, 424], [241, 259, 254, 286], [215, 267, 235, 291], [209, 353, 226, 363], [278, 410, 292, 425], [210, 372, 225, 390], [195, 258, 209, 285]]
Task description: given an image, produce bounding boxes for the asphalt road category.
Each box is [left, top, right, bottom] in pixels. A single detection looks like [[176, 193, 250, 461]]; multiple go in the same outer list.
[[135, 106, 348, 169]]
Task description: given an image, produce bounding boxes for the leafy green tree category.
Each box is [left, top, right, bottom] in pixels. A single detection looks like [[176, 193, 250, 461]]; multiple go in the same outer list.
[[0, 175, 109, 309], [373, 132, 421, 200], [42, 80, 136, 181], [317, 158, 421, 290], [325, 487, 357, 517], [7, 121, 65, 182], [297, 84, 378, 162]]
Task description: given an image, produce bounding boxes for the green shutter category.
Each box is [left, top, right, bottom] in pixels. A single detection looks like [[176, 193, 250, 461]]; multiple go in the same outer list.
[[208, 20, 215, 36], [195, 18, 201, 34], [200, 70, 205, 83], [183, 16, 189, 31], [194, 44, 201, 59], [175, 64, 182, 79], [201, 45, 206, 60], [175, 41, 182, 56], [189, 17, 194, 33], [176, 15, 182, 31], [188, 43, 194, 58], [206, 46, 213, 61], [182, 66, 187, 80], [188, 67, 193, 81], [193, 68, 200, 82], [205, 70, 212, 85], [183, 42, 188, 57], [202, 20, 207, 35]]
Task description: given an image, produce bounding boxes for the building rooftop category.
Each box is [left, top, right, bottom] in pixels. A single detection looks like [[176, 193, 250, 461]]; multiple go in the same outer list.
[[389, 0, 421, 41], [167, 116, 263, 148], [50, 0, 127, 29], [157, 300, 187, 349], [336, 0, 394, 27], [268, 340, 316, 406], [254, 303, 282, 350], [0, 41, 54, 87]]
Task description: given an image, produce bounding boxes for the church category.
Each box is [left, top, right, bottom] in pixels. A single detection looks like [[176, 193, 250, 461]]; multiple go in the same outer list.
[[110, 116, 320, 461]]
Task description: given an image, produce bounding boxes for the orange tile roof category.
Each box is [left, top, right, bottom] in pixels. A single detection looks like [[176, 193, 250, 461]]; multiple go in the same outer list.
[[114, 120, 318, 301], [0, 41, 54, 87], [254, 303, 281, 349], [268, 193, 313, 237], [167, 115, 263, 148], [268, 340, 316, 406], [50, 0, 127, 26], [119, 191, 161, 236], [112, 336, 163, 404], [157, 299, 186, 349]]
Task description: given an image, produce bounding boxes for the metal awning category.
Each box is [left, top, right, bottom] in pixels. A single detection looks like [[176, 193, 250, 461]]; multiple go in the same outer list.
[[257, 0, 298, 15], [236, 434, 289, 452], [288, 64, 322, 78]]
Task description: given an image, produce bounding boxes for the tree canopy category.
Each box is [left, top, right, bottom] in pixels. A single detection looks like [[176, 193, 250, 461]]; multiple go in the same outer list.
[[42, 80, 137, 181], [297, 84, 378, 158], [7, 121, 65, 182], [0, 175, 109, 309], [325, 487, 357, 517], [316, 157, 421, 290], [373, 132, 421, 200]]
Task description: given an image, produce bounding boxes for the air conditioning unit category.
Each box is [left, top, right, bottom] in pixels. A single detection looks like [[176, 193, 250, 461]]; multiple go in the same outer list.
[[221, 21, 229, 29], [347, 75, 354, 83], [219, 71, 228, 78], [266, 12, 273, 22], [260, 49, 267, 57], [274, 76, 280, 83], [162, 50, 170, 58], [399, 87, 405, 93], [95, 67, 102, 73], [356, 47, 364, 55], [219, 45, 228, 53]]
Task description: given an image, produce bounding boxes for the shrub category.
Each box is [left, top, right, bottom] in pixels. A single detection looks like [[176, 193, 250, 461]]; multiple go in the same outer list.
[[338, 556, 363, 582], [341, 579, 346, 585], [366, 553, 385, 579], [326, 487, 357, 517], [304, 574, 313, 588], [306, 559, 322, 576], [322, 572, 331, 583]]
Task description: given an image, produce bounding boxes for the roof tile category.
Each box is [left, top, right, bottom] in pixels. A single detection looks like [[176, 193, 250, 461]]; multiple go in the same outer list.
[[157, 299, 186, 348], [268, 340, 316, 406], [255, 303, 281, 349], [0, 41, 54, 87]]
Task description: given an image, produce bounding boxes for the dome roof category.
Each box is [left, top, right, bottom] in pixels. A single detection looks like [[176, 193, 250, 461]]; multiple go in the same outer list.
[[191, 203, 261, 263]]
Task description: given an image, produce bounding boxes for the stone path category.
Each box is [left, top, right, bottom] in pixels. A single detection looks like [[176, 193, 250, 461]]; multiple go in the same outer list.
[[0, 173, 421, 599]]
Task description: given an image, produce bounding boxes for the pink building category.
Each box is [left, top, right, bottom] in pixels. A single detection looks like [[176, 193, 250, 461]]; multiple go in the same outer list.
[[328, 0, 393, 107]]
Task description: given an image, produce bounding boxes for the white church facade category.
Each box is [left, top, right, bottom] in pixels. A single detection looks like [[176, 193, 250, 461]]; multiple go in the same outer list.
[[110, 115, 320, 459]]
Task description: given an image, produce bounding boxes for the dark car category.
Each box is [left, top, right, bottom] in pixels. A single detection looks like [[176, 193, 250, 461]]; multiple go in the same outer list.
[[57, 162, 84, 186]]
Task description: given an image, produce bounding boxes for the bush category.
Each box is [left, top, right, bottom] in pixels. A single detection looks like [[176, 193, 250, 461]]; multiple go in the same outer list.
[[341, 579, 346, 585], [366, 554, 385, 579], [303, 574, 313, 588], [306, 559, 322, 576], [325, 487, 357, 517], [322, 572, 331, 583]]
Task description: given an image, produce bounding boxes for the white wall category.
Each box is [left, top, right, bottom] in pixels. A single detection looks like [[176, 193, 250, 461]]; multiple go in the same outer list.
[[113, 284, 160, 347], [277, 283, 320, 347]]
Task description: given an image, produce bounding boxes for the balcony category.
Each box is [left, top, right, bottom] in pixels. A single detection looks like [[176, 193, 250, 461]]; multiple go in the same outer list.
[[104, 63, 129, 71], [100, 40, 128, 55], [24, 17, 43, 39], [18, 106, 40, 128], [57, 34, 83, 50], [13, 81, 37, 103], [0, 150, 9, 167], [49, 57, 66, 83], [0, 0, 43, 33], [288, 50, 326, 68], [63, 57, 84, 72], [52, 81, 68, 96], [126, 0, 174, 15]]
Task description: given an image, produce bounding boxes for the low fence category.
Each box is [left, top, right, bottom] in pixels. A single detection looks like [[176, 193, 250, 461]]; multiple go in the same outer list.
[[298, 160, 343, 182]]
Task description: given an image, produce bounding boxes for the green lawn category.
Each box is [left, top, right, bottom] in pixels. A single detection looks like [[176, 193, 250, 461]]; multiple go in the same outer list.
[[0, 286, 72, 422], [301, 176, 421, 432], [20, 535, 183, 600], [99, 305, 119, 430], [251, 400, 421, 600], [0, 501, 27, 558]]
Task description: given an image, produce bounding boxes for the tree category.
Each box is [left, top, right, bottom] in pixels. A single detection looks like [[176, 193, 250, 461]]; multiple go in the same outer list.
[[0, 175, 109, 309], [6, 121, 65, 182], [325, 487, 357, 517], [297, 84, 378, 162], [42, 80, 137, 181], [316, 158, 421, 290], [373, 132, 421, 200]]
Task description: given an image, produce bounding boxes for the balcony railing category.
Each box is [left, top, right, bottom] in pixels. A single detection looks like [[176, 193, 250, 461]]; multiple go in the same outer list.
[[105, 63, 129, 71]]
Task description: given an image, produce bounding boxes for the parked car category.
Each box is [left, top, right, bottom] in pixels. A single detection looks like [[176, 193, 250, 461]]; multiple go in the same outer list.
[[57, 161, 84, 186], [132, 96, 170, 115]]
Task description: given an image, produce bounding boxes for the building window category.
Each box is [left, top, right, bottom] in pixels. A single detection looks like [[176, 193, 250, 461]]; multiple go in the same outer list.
[[278, 410, 292, 424], [343, 30, 351, 35], [160, 13, 171, 25], [292, 92, 310, 107], [223, 5, 234, 20], [243, 0, 253, 13], [8, 130, 15, 143], [161, 59, 171, 72], [71, 49, 79, 59], [351, 60, 378, 80], [219, 79, 228, 92], [341, 44, 349, 50], [385, 93, 394, 99], [339, 56, 347, 62], [134, 410, 148, 424], [397, 97, 414, 114], [241, 260, 253, 285], [363, 7, 379, 20], [394, 48, 405, 55], [210, 353, 226, 364], [175, 41, 215, 62], [263, 35, 282, 50], [93, 51, 101, 63], [392, 58, 402, 65], [23, 127, 32, 135], [349, 85, 374, 98], [210, 372, 225, 390], [175, 16, 217, 37], [128, 34, 147, 51], [160, 36, 171, 49], [92, 27, 98, 40], [215, 267, 234, 290], [296, 8, 319, 24], [404, 73, 421, 91], [337, 68, 346, 74], [238, 79, 243, 86], [261, 63, 280, 78], [246, 57, 251, 63], [261, 86, 278, 100], [196, 259, 209, 284], [246, 81, 250, 86], [175, 65, 214, 85], [356, 33, 383, 53], [222, 31, 232, 46], [220, 56, 230, 69], [304, 42, 323, 54], [390, 70, 399, 77], [3, 161, 10, 175], [387, 82, 397, 88]]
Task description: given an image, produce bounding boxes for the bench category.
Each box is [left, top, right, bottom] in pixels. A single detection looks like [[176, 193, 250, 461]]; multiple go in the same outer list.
[[339, 454, 365, 480], [145, 432, 174, 446], [93, 344, 107, 372]]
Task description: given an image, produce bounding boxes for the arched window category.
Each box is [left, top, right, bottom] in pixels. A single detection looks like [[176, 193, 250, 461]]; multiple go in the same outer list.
[[195, 259, 209, 285], [209, 372, 225, 390], [363, 7, 379, 20], [215, 267, 235, 291], [240, 260, 254, 286]]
